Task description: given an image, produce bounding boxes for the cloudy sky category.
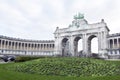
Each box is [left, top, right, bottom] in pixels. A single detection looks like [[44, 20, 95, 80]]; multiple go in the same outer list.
[[0, 0, 120, 40]]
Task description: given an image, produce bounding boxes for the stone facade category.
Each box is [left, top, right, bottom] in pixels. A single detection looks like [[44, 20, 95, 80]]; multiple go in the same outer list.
[[54, 13, 109, 58], [54, 13, 120, 59]]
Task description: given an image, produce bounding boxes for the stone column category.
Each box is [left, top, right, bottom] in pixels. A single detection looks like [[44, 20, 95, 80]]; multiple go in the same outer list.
[[3, 40, 6, 49], [28, 43, 30, 51], [24, 42, 27, 51], [102, 32, 105, 49], [12, 42, 14, 50], [14, 42, 16, 50], [35, 43, 37, 51], [69, 36, 74, 56], [7, 41, 9, 49], [3, 40, 5, 49], [5, 40, 8, 49], [13, 42, 16, 50], [98, 32, 101, 51], [23, 43, 25, 50], [108, 40, 110, 49], [36, 44, 38, 51], [20, 42, 22, 50], [26, 43, 28, 51], [13, 42, 15, 50], [39, 44, 41, 51], [104, 32, 107, 49], [48, 44, 50, 51], [100, 32, 102, 50], [101, 31, 108, 58], [83, 34, 88, 56], [17, 42, 19, 50], [31, 44, 33, 51], [1, 40, 3, 53], [109, 39, 111, 49], [9, 41, 11, 50], [0, 40, 2, 49], [38, 44, 40, 51], [33, 43, 34, 51], [98, 32, 105, 56], [15, 42, 17, 50], [11, 41, 13, 50], [43, 44, 45, 51], [117, 38, 119, 48], [119, 38, 120, 48], [82, 34, 85, 53], [41, 44, 43, 50], [54, 37, 61, 55], [49, 44, 51, 50], [1, 40, 3, 49], [113, 39, 114, 49], [52, 44, 54, 49], [37, 44, 39, 51]]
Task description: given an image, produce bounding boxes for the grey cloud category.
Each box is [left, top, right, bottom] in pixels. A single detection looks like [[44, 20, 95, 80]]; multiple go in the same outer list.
[[0, 0, 120, 40]]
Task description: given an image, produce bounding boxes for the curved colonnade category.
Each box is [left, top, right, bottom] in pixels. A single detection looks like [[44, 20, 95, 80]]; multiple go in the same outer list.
[[0, 35, 55, 56], [108, 33, 120, 59]]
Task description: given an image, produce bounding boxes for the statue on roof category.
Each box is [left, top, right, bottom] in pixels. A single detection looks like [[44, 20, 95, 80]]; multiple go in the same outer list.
[[74, 13, 84, 19]]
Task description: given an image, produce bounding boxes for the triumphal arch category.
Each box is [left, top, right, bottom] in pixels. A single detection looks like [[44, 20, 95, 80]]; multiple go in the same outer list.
[[54, 13, 109, 58]]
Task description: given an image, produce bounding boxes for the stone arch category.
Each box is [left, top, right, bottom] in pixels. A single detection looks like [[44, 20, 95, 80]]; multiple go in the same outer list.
[[54, 14, 109, 58], [61, 38, 70, 56], [87, 34, 98, 56], [73, 36, 83, 56]]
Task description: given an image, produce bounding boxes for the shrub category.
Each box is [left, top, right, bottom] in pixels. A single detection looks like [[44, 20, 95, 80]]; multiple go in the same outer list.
[[15, 56, 40, 62], [7, 58, 120, 77]]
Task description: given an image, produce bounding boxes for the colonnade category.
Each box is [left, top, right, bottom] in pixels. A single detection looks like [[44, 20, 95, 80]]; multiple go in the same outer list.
[[0, 40, 54, 51], [0, 35, 55, 56], [109, 38, 120, 49], [108, 37, 120, 55]]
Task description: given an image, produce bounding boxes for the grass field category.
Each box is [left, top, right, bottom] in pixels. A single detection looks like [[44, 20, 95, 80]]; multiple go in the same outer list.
[[0, 57, 120, 80]]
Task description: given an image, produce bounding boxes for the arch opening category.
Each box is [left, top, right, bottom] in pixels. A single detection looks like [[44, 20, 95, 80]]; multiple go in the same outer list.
[[74, 37, 83, 56], [88, 35, 98, 57], [61, 38, 70, 56]]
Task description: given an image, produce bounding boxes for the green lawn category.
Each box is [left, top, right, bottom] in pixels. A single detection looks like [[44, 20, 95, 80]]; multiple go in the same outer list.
[[0, 57, 120, 80], [0, 68, 120, 80]]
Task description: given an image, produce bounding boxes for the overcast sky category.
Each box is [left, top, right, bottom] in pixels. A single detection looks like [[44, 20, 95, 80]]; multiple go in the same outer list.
[[0, 0, 120, 40]]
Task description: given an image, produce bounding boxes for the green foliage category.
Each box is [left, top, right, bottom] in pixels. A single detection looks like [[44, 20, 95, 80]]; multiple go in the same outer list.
[[1, 66, 120, 80], [4, 58, 120, 77], [15, 56, 42, 62]]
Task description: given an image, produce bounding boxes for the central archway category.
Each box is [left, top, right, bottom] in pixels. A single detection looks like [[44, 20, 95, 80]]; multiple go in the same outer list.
[[74, 37, 83, 56]]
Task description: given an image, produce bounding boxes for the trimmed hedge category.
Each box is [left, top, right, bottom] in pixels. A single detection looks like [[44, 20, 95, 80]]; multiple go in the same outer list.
[[15, 56, 41, 62], [5, 58, 120, 77]]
